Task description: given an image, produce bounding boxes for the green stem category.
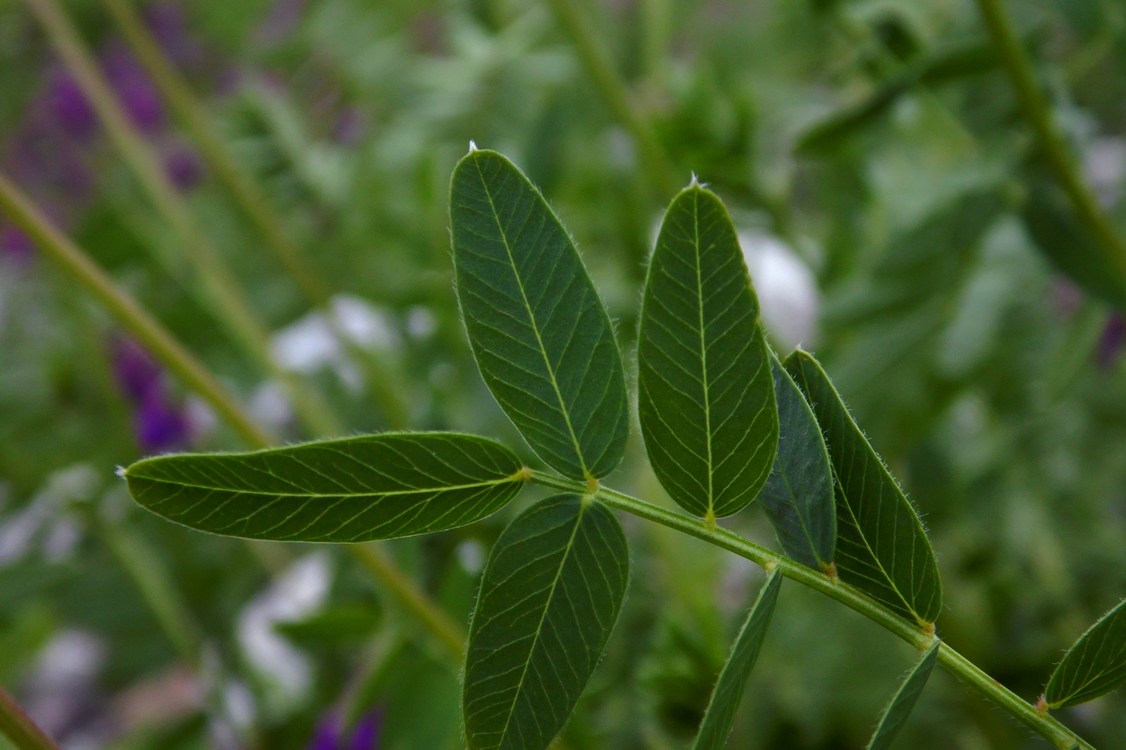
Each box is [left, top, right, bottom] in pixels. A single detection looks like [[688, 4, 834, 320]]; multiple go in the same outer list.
[[530, 470, 1094, 750], [0, 171, 275, 448], [0, 687, 59, 750], [545, 0, 678, 196], [98, 0, 327, 306], [974, 0, 1126, 286], [98, 0, 411, 430], [0, 174, 463, 678], [349, 543, 466, 662], [22, 0, 345, 438]]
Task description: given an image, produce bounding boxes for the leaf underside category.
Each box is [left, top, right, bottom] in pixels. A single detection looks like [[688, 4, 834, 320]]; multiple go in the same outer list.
[[463, 494, 629, 750], [692, 570, 782, 750], [760, 354, 836, 570], [866, 642, 940, 750], [638, 184, 778, 518], [1044, 598, 1126, 709], [786, 351, 942, 625], [450, 148, 630, 480], [125, 432, 526, 542]]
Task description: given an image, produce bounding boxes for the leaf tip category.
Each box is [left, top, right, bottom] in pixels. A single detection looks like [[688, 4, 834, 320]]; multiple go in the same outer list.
[[115, 465, 128, 480], [468, 139, 478, 153]]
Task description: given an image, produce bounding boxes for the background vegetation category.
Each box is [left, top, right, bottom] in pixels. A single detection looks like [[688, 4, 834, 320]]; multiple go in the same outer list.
[[1, 0, 1124, 747]]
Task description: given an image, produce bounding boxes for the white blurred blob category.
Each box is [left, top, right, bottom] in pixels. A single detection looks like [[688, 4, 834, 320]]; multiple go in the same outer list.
[[272, 294, 399, 391], [247, 380, 294, 431], [236, 553, 332, 715], [0, 463, 96, 563], [24, 630, 106, 737], [738, 230, 820, 351], [1083, 137, 1126, 208], [406, 305, 437, 339], [456, 539, 485, 574]]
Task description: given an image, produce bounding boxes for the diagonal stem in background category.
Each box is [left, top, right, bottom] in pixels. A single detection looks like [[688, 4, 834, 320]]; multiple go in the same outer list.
[[22, 0, 345, 438]]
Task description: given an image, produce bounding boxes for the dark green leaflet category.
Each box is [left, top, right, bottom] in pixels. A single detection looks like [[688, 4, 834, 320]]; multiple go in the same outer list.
[[1044, 599, 1126, 709], [463, 494, 629, 750], [125, 432, 526, 542], [866, 642, 940, 750], [786, 351, 942, 625], [450, 148, 629, 481], [692, 570, 782, 750], [638, 183, 778, 518], [759, 354, 836, 570]]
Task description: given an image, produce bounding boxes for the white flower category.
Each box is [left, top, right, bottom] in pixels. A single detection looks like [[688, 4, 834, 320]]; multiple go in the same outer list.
[[738, 231, 820, 351]]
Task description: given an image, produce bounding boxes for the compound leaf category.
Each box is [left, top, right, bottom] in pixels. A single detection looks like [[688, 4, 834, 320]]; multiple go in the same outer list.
[[692, 570, 782, 750], [866, 642, 940, 750], [124, 432, 526, 542], [1044, 599, 1126, 709], [463, 494, 629, 750], [760, 354, 836, 570], [638, 183, 778, 518], [786, 351, 942, 625], [450, 148, 629, 480]]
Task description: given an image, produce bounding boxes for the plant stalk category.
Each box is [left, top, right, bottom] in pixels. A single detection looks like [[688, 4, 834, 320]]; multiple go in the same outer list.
[[0, 687, 59, 750], [530, 470, 1095, 750], [0, 174, 466, 680], [545, 0, 677, 196], [974, 0, 1126, 286], [0, 171, 275, 448], [22, 0, 345, 438]]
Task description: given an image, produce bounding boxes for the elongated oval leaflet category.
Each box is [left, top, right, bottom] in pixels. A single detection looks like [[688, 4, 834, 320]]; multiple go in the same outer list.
[[785, 350, 942, 626], [760, 354, 836, 570], [450, 148, 630, 481], [866, 642, 940, 750], [463, 494, 629, 750], [692, 570, 781, 750], [1044, 598, 1126, 709], [638, 183, 778, 518], [124, 432, 527, 542]]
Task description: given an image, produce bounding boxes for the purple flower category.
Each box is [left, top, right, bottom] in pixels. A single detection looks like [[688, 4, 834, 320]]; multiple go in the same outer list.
[[141, 2, 204, 72], [163, 142, 204, 191], [110, 336, 193, 453], [308, 708, 383, 750], [1097, 312, 1125, 368], [102, 41, 166, 134], [111, 337, 164, 401], [46, 68, 97, 141], [0, 226, 35, 264], [134, 389, 192, 453]]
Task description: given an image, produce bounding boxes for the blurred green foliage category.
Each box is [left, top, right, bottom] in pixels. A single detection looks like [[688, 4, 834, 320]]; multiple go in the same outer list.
[[1, 0, 1125, 747]]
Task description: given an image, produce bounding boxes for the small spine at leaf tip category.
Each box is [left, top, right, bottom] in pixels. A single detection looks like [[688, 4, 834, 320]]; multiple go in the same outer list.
[[114, 465, 127, 479], [688, 172, 700, 188], [468, 140, 478, 153]]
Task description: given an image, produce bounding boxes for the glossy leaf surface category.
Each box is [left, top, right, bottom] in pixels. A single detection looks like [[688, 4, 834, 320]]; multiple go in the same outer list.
[[1044, 599, 1126, 708], [638, 183, 778, 518], [692, 570, 781, 750], [760, 354, 836, 570], [786, 351, 942, 625], [450, 148, 629, 480], [463, 494, 629, 750], [125, 432, 526, 541], [866, 642, 939, 750]]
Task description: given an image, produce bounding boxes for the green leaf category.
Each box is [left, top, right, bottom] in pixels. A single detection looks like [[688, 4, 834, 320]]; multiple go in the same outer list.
[[450, 147, 629, 480], [638, 183, 778, 518], [124, 432, 527, 542], [866, 642, 940, 750], [463, 494, 629, 750], [691, 570, 782, 750], [785, 351, 942, 625], [760, 355, 836, 571], [1044, 599, 1126, 709]]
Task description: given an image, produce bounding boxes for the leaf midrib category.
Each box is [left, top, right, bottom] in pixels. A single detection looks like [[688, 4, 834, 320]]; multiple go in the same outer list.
[[473, 156, 590, 479], [690, 192, 716, 515], [129, 474, 521, 499], [494, 501, 586, 749]]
